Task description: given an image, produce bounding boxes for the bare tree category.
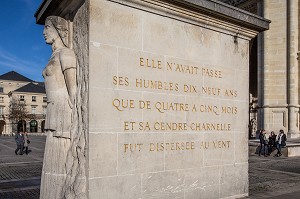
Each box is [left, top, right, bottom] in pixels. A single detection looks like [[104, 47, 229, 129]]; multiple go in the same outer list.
[[8, 97, 35, 132]]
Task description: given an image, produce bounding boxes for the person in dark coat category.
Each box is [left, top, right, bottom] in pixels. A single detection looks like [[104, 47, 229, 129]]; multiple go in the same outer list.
[[268, 131, 276, 155], [275, 129, 287, 157], [259, 129, 268, 156], [15, 131, 24, 155]]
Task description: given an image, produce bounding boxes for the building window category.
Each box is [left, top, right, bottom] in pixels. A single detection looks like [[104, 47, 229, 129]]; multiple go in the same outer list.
[[30, 120, 38, 132], [32, 96, 36, 102], [20, 95, 24, 102], [0, 87, 3, 93], [43, 97, 47, 103], [0, 97, 3, 103], [31, 106, 37, 114], [0, 107, 3, 115]]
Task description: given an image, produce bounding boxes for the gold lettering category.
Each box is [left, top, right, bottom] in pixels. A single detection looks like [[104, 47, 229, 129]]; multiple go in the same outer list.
[[202, 68, 222, 78], [150, 142, 196, 151], [202, 87, 221, 96], [192, 104, 197, 112], [112, 76, 129, 86], [170, 143, 175, 150], [124, 144, 129, 152], [140, 57, 144, 66], [166, 62, 199, 74], [139, 57, 162, 69], [191, 142, 195, 150], [150, 143, 155, 151], [139, 100, 151, 110], [135, 78, 179, 91], [138, 122, 151, 131], [124, 121, 135, 131], [222, 106, 238, 114], [190, 123, 231, 131], [124, 143, 143, 152], [157, 60, 162, 69], [176, 142, 181, 150], [184, 84, 197, 93], [212, 141, 231, 149], [154, 102, 189, 113], [112, 98, 134, 111], [167, 62, 173, 70], [200, 141, 209, 149], [199, 104, 220, 115], [224, 89, 238, 97], [137, 144, 143, 151], [153, 122, 189, 131]]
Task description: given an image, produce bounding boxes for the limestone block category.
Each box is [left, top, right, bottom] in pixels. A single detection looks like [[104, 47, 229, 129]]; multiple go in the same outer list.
[[140, 93, 187, 126], [90, 0, 142, 50], [142, 12, 221, 64], [219, 163, 249, 198], [164, 133, 203, 170], [185, 185, 219, 199], [89, 44, 118, 89], [142, 171, 185, 198], [89, 175, 141, 199], [184, 166, 220, 198], [118, 133, 165, 175], [234, 132, 249, 163], [89, 133, 117, 178], [89, 88, 143, 132], [203, 132, 234, 166]]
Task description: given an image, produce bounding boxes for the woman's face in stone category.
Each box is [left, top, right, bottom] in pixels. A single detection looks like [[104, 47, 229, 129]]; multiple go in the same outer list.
[[43, 20, 58, 45]]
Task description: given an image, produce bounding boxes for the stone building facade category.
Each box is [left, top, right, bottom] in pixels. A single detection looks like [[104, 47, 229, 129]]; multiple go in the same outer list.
[[0, 71, 47, 135], [221, 0, 300, 138]]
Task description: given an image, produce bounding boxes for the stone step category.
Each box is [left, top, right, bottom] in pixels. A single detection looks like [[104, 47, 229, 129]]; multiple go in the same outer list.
[[249, 139, 300, 157]]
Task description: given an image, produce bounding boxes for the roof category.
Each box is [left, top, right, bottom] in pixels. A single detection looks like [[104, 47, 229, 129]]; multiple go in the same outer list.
[[218, 0, 250, 6], [35, 0, 269, 32], [0, 71, 33, 82], [13, 82, 46, 94]]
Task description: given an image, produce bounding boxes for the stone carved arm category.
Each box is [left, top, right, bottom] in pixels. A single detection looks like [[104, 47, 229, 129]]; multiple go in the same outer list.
[[60, 49, 77, 108]]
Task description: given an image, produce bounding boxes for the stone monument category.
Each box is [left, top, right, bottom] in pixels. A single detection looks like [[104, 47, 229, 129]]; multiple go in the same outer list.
[[40, 15, 78, 199], [35, 0, 269, 198]]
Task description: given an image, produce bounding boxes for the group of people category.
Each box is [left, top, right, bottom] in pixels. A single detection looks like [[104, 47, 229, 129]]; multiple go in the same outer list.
[[259, 129, 287, 157], [14, 131, 30, 155]]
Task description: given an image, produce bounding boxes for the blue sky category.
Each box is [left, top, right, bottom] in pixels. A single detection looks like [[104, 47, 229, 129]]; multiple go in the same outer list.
[[0, 0, 51, 82]]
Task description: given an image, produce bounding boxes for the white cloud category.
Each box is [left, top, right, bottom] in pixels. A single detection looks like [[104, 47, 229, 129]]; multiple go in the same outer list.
[[0, 47, 43, 76]]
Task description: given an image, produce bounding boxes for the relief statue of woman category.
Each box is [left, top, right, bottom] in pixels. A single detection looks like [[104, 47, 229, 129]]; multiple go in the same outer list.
[[40, 16, 77, 199]]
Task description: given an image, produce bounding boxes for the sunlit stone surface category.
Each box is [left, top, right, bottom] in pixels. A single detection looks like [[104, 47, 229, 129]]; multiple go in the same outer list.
[[35, 0, 269, 198]]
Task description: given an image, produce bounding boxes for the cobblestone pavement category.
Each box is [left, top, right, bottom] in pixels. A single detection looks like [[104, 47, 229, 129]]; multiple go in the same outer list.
[[0, 135, 45, 199], [248, 153, 300, 198], [1, 136, 300, 198]]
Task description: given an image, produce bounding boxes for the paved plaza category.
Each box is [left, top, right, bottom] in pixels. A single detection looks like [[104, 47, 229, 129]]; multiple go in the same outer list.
[[0, 135, 300, 198], [0, 135, 45, 199], [247, 153, 300, 198]]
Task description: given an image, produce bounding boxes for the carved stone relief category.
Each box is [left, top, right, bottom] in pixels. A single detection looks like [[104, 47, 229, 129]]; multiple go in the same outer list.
[[40, 15, 77, 199]]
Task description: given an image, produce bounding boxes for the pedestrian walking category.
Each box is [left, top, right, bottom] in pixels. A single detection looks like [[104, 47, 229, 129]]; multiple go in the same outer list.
[[14, 131, 24, 155], [275, 129, 287, 157], [23, 131, 30, 155]]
